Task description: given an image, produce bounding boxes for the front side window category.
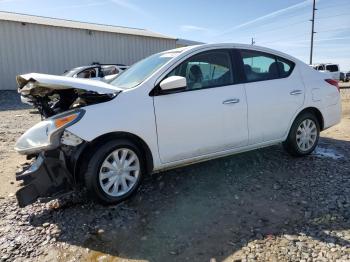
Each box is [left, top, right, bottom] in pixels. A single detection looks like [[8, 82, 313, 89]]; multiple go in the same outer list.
[[167, 50, 234, 90], [241, 50, 294, 82]]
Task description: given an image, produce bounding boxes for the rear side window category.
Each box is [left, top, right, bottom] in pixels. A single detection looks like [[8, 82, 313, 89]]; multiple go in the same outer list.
[[167, 50, 234, 90], [326, 64, 339, 72], [240, 50, 294, 82]]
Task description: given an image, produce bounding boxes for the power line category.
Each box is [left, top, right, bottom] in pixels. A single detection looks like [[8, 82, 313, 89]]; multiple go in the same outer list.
[[317, 27, 350, 33], [317, 13, 349, 20], [317, 2, 350, 10], [251, 20, 308, 36], [216, 3, 313, 39], [259, 33, 309, 45]]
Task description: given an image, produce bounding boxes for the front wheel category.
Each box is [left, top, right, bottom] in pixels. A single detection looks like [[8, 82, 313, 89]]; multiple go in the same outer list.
[[84, 139, 145, 205], [283, 112, 320, 157]]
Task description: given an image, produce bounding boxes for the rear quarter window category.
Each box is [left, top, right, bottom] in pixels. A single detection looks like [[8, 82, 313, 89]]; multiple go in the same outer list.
[[326, 65, 339, 72]]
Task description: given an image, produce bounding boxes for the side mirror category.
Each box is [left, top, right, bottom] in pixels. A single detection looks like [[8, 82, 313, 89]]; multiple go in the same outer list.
[[159, 76, 187, 92]]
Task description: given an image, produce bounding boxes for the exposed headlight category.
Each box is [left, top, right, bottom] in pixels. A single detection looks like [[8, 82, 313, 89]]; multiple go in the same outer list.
[[15, 110, 85, 155]]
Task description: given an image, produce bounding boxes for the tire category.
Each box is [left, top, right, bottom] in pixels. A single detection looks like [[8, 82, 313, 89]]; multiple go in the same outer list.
[[84, 139, 145, 205], [283, 112, 320, 157]]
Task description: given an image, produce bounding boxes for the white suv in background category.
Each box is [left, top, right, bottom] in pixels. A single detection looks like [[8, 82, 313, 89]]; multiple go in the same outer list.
[[15, 43, 342, 207], [313, 63, 340, 80]]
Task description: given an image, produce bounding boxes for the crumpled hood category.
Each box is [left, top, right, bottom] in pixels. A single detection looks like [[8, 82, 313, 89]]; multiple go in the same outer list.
[[17, 73, 122, 95], [16, 73, 122, 118]]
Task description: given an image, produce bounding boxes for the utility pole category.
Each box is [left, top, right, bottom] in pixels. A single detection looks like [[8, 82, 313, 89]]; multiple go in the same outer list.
[[309, 0, 317, 65], [251, 37, 255, 45]]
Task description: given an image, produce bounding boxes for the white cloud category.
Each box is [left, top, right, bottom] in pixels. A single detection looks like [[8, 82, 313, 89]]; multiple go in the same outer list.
[[39, 1, 107, 11], [0, 0, 19, 3], [216, 0, 311, 38], [180, 25, 209, 32], [109, 0, 153, 19]]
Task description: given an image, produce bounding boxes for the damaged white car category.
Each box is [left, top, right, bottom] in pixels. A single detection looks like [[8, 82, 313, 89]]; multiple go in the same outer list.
[[15, 44, 342, 207]]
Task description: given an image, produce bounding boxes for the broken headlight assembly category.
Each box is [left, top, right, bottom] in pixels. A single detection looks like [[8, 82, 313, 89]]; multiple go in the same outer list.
[[15, 109, 85, 155]]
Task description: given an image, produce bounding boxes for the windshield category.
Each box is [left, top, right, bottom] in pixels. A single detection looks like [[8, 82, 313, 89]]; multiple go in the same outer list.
[[110, 51, 180, 89]]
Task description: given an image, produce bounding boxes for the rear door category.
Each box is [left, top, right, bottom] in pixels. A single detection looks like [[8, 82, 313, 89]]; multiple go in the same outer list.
[[153, 49, 248, 163], [239, 49, 305, 144]]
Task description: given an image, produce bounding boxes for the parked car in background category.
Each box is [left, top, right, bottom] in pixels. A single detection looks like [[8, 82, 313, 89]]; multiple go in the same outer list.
[[340, 72, 346, 82], [345, 72, 350, 82], [14, 43, 342, 207], [21, 63, 129, 106], [63, 63, 129, 82], [312, 63, 340, 80]]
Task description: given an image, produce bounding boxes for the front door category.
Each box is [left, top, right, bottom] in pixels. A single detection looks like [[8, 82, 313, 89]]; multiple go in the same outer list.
[[153, 49, 248, 163]]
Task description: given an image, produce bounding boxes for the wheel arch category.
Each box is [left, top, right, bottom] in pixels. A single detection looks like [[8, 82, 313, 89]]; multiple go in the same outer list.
[[293, 107, 324, 131], [73, 132, 154, 184]]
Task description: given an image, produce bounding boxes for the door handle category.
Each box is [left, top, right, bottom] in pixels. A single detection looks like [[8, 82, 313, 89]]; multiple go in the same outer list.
[[223, 98, 240, 104], [290, 90, 303, 95]]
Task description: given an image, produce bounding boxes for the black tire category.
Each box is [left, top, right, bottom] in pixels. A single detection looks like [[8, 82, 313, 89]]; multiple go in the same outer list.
[[283, 112, 320, 157], [84, 139, 145, 205]]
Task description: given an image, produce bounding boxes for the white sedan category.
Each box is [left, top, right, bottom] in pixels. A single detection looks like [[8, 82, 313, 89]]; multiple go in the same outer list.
[[14, 43, 341, 207]]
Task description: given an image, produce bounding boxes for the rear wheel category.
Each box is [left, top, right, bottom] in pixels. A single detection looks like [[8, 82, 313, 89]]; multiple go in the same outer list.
[[283, 112, 320, 157], [84, 139, 144, 205]]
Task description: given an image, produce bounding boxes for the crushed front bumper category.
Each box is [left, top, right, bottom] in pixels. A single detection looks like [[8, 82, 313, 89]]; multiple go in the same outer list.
[[15, 151, 74, 207]]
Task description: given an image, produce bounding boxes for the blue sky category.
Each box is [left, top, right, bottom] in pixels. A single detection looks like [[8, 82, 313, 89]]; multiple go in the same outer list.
[[1, 0, 350, 70]]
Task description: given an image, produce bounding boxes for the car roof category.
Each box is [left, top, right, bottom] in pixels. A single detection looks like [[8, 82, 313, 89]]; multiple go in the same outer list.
[[71, 64, 127, 71], [170, 43, 301, 63], [313, 63, 339, 66]]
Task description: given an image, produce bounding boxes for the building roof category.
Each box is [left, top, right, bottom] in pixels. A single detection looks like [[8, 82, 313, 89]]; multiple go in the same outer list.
[[176, 38, 205, 46], [0, 11, 176, 40]]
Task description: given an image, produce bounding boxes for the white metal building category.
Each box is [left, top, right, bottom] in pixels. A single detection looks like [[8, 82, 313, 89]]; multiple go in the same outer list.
[[0, 11, 177, 90]]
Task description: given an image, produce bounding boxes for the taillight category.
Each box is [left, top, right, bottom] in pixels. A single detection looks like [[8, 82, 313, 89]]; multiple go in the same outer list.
[[325, 79, 340, 92]]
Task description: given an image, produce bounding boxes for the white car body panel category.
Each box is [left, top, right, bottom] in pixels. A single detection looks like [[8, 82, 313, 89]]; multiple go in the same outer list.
[[31, 43, 340, 172], [244, 69, 305, 144], [154, 83, 248, 163], [319, 70, 339, 81]]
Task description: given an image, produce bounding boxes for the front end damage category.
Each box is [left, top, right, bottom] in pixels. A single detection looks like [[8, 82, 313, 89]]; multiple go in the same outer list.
[[14, 73, 121, 207], [16, 151, 74, 207], [15, 129, 87, 207], [17, 73, 120, 117]]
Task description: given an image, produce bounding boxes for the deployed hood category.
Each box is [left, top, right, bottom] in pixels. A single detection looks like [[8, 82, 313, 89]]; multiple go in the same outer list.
[[17, 73, 122, 118]]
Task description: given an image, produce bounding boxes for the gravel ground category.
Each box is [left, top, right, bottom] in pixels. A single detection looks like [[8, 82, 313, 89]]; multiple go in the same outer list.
[[0, 89, 350, 262]]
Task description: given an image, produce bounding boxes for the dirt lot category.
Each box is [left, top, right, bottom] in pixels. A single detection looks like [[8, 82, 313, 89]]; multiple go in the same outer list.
[[0, 88, 350, 262]]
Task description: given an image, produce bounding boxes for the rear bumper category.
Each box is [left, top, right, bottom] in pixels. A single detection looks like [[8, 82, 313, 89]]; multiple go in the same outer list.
[[15, 151, 74, 207]]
